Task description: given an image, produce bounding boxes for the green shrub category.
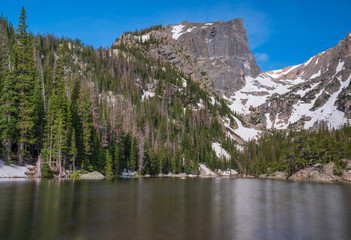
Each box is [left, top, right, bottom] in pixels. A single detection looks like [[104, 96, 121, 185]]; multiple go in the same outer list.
[[5, 160, 14, 166], [70, 170, 80, 179], [333, 170, 343, 176], [41, 163, 54, 178], [87, 165, 95, 172]]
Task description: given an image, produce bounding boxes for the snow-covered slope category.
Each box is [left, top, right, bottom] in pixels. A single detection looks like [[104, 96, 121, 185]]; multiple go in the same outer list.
[[0, 160, 30, 178], [261, 33, 351, 130], [223, 73, 302, 115]]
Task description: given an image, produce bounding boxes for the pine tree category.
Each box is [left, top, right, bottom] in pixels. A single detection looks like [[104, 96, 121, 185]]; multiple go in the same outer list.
[[0, 73, 17, 161], [130, 137, 138, 171], [77, 84, 93, 168], [0, 18, 16, 161], [14, 7, 39, 165], [114, 143, 120, 175], [105, 149, 113, 178], [69, 128, 77, 170]]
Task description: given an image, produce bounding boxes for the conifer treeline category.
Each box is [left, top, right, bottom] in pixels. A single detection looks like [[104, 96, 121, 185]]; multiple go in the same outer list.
[[0, 8, 238, 176], [240, 123, 351, 175]]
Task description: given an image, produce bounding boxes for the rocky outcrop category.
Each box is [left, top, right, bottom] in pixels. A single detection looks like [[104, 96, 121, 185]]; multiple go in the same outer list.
[[80, 171, 105, 179], [342, 170, 351, 181], [165, 19, 261, 93], [288, 162, 343, 182], [115, 18, 261, 97], [259, 171, 288, 180]]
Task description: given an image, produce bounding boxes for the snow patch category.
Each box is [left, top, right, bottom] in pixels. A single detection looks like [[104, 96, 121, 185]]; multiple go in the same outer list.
[[310, 69, 321, 79], [217, 169, 238, 176], [265, 113, 273, 129], [172, 24, 184, 40], [232, 117, 260, 141], [210, 96, 216, 106], [205, 23, 213, 26], [226, 74, 292, 115], [211, 142, 231, 160], [182, 78, 187, 88], [304, 56, 314, 66], [197, 99, 204, 109], [142, 34, 150, 42], [199, 164, 216, 176], [287, 76, 351, 129], [121, 169, 137, 177], [186, 27, 196, 33], [142, 90, 155, 101], [0, 160, 30, 178], [336, 61, 345, 74]]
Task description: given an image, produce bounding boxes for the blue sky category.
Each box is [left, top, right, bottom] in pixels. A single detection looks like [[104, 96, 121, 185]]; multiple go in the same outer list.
[[1, 0, 350, 71]]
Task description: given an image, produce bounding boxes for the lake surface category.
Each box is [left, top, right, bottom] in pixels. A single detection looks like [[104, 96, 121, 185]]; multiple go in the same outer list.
[[1, 178, 351, 240]]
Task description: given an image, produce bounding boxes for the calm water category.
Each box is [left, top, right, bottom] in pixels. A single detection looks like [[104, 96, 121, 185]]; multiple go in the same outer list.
[[0, 178, 351, 240]]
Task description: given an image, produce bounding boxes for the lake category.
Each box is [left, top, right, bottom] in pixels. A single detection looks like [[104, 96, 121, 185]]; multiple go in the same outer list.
[[0, 178, 351, 240]]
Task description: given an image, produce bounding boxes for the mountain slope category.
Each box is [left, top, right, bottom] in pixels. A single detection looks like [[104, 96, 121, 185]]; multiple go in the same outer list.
[[263, 33, 351, 129]]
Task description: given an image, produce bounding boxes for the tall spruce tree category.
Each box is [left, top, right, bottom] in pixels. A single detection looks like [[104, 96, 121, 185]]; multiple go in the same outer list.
[[0, 17, 17, 161], [42, 41, 69, 172], [14, 7, 39, 165], [77, 84, 93, 169]]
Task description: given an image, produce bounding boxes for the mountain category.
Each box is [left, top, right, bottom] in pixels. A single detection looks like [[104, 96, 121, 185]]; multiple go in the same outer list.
[[119, 20, 351, 131], [263, 33, 351, 129], [115, 18, 260, 95]]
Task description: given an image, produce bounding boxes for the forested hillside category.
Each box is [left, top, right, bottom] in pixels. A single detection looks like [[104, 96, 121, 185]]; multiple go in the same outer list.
[[0, 8, 240, 177]]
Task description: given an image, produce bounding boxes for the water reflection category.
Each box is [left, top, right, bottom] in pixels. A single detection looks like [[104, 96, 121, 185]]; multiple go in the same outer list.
[[0, 178, 351, 240]]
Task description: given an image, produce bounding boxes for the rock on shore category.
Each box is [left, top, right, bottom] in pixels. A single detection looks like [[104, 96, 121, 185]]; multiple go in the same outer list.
[[80, 171, 105, 179]]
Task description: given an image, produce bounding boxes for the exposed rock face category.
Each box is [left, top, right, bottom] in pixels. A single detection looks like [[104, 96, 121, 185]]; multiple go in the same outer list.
[[115, 18, 261, 97], [164, 19, 261, 93], [288, 163, 343, 182], [342, 170, 351, 182], [80, 171, 105, 179]]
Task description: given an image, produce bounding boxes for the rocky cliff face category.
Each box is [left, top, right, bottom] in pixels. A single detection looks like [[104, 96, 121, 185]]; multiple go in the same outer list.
[[115, 18, 261, 96], [164, 19, 261, 93]]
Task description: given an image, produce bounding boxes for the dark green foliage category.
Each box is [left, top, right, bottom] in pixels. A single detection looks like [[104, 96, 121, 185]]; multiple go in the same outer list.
[[239, 123, 351, 175], [41, 163, 54, 178]]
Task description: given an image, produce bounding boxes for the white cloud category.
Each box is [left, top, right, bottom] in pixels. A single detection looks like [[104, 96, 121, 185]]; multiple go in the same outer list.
[[254, 52, 269, 62]]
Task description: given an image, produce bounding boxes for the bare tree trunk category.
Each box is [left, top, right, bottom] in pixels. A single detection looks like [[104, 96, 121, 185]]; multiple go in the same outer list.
[[19, 141, 24, 166], [6, 139, 11, 162]]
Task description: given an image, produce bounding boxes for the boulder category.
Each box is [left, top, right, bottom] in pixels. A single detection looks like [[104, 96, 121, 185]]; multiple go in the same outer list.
[[342, 170, 351, 182], [289, 167, 334, 182], [322, 162, 335, 175], [319, 174, 334, 182], [269, 171, 288, 179], [80, 171, 105, 179], [289, 168, 316, 181], [174, 173, 187, 178]]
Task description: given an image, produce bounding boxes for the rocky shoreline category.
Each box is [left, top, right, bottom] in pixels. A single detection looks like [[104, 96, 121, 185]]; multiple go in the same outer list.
[[259, 160, 351, 183], [1, 159, 351, 183]]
